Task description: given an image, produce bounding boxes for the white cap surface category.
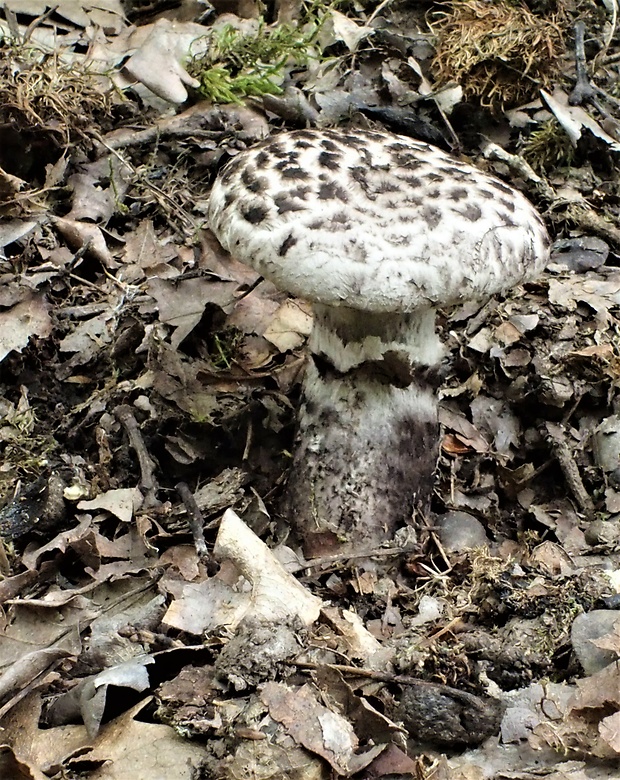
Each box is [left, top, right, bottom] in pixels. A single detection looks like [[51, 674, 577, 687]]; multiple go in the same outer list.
[[208, 128, 550, 313]]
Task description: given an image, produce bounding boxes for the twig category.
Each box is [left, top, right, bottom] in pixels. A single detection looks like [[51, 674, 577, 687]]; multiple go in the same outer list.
[[291, 660, 491, 707], [566, 203, 620, 247], [481, 142, 556, 203], [175, 482, 218, 573], [114, 405, 159, 508], [569, 21, 620, 115], [175, 482, 209, 556], [483, 143, 620, 247], [22, 5, 57, 43], [569, 22, 596, 106], [289, 544, 419, 574], [601, 0, 618, 60], [545, 422, 595, 517]]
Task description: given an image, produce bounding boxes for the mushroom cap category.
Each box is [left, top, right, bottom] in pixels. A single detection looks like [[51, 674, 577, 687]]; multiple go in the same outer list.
[[208, 128, 550, 313]]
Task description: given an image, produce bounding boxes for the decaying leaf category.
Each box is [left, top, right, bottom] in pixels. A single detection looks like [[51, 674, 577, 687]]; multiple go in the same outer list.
[[541, 88, 620, 151], [78, 487, 143, 523], [0, 294, 52, 363]]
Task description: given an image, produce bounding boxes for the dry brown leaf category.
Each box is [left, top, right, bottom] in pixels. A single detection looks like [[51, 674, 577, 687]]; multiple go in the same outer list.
[[78, 487, 144, 523], [53, 216, 114, 267], [0, 294, 52, 363], [541, 88, 620, 151], [262, 299, 313, 352], [148, 277, 238, 347], [79, 698, 207, 777], [121, 19, 208, 104], [439, 408, 489, 452], [261, 681, 384, 774]]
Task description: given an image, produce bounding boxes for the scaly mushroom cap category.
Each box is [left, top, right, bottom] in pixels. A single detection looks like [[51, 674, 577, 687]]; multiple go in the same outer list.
[[208, 128, 550, 313]]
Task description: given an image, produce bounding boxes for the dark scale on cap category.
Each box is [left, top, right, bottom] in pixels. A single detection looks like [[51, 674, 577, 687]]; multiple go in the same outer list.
[[241, 168, 256, 185], [386, 234, 411, 247], [448, 188, 468, 201], [440, 165, 469, 177], [293, 130, 317, 141], [274, 194, 305, 214], [479, 189, 495, 199], [245, 177, 268, 194], [328, 220, 353, 232], [270, 145, 289, 159], [374, 181, 400, 194], [387, 142, 411, 153], [363, 131, 388, 143], [254, 150, 270, 167], [224, 192, 235, 208], [458, 204, 483, 222], [281, 166, 310, 181], [242, 204, 269, 224], [241, 168, 267, 194], [318, 151, 341, 170], [318, 181, 348, 201], [321, 138, 339, 152], [492, 180, 514, 195], [424, 172, 444, 184], [402, 175, 422, 188], [350, 166, 369, 186], [446, 169, 469, 183], [278, 233, 298, 256], [289, 185, 311, 199], [295, 139, 315, 149], [393, 153, 425, 169], [499, 214, 518, 228], [423, 205, 442, 229], [499, 198, 516, 213]]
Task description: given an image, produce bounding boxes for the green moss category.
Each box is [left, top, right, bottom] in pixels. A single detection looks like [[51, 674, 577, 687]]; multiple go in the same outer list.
[[192, 12, 324, 104], [521, 119, 575, 172]]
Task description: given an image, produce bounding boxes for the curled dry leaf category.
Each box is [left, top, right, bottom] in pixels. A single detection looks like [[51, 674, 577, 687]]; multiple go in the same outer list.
[[213, 508, 323, 627], [541, 88, 620, 151], [121, 19, 209, 104]]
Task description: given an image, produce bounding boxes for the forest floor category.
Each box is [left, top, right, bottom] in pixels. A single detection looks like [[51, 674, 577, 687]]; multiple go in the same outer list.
[[1, 0, 620, 778]]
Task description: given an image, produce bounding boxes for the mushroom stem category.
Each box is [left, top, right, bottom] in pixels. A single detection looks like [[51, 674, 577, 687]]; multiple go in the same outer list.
[[283, 305, 444, 557]]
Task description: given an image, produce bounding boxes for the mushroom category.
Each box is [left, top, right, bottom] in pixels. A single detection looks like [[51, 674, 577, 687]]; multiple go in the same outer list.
[[207, 128, 550, 558]]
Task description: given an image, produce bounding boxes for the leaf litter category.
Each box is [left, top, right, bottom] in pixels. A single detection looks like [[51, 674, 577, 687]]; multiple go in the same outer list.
[[1, 0, 620, 778]]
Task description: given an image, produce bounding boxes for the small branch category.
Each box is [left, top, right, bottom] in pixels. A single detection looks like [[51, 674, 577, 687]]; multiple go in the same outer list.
[[482, 142, 555, 203], [288, 544, 420, 574], [291, 660, 491, 706], [569, 22, 596, 106], [569, 21, 620, 115], [566, 203, 620, 247], [483, 143, 620, 248], [545, 422, 595, 517], [114, 405, 159, 508], [175, 482, 218, 572]]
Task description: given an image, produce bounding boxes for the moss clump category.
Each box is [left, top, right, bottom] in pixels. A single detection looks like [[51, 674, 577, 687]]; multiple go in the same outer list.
[[193, 18, 321, 104], [429, 0, 567, 112], [521, 119, 575, 172], [0, 38, 114, 144]]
